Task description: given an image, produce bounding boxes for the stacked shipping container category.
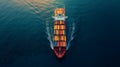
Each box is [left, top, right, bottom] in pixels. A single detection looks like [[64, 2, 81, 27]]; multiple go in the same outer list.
[[53, 20, 66, 47]]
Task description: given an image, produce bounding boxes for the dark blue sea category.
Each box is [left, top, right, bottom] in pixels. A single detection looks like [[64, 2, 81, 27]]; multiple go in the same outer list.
[[0, 0, 120, 67]]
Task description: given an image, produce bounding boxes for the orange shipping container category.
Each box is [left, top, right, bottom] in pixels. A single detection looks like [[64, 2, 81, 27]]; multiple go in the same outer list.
[[54, 20, 61, 25], [54, 21, 58, 25], [60, 36, 66, 41], [56, 42, 66, 46], [60, 20, 65, 25], [54, 25, 59, 30], [55, 8, 65, 16], [60, 42, 66, 46], [54, 30, 59, 35], [59, 30, 65, 35], [60, 25, 66, 29], [54, 36, 59, 41]]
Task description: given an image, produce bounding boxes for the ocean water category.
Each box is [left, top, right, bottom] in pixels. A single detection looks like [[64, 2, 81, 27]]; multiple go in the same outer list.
[[0, 0, 120, 67]]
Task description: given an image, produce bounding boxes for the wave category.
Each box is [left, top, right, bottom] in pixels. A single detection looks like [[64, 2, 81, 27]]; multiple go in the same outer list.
[[13, 0, 75, 50], [66, 19, 76, 50]]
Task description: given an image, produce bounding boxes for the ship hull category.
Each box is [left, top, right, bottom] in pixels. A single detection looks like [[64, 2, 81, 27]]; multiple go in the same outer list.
[[53, 8, 67, 58]]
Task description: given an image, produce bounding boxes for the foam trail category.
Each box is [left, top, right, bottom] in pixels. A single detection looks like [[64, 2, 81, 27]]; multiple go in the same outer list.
[[67, 19, 75, 50], [46, 21, 54, 50]]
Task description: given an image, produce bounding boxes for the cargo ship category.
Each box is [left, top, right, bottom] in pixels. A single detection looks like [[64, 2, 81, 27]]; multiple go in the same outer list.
[[52, 8, 68, 58]]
